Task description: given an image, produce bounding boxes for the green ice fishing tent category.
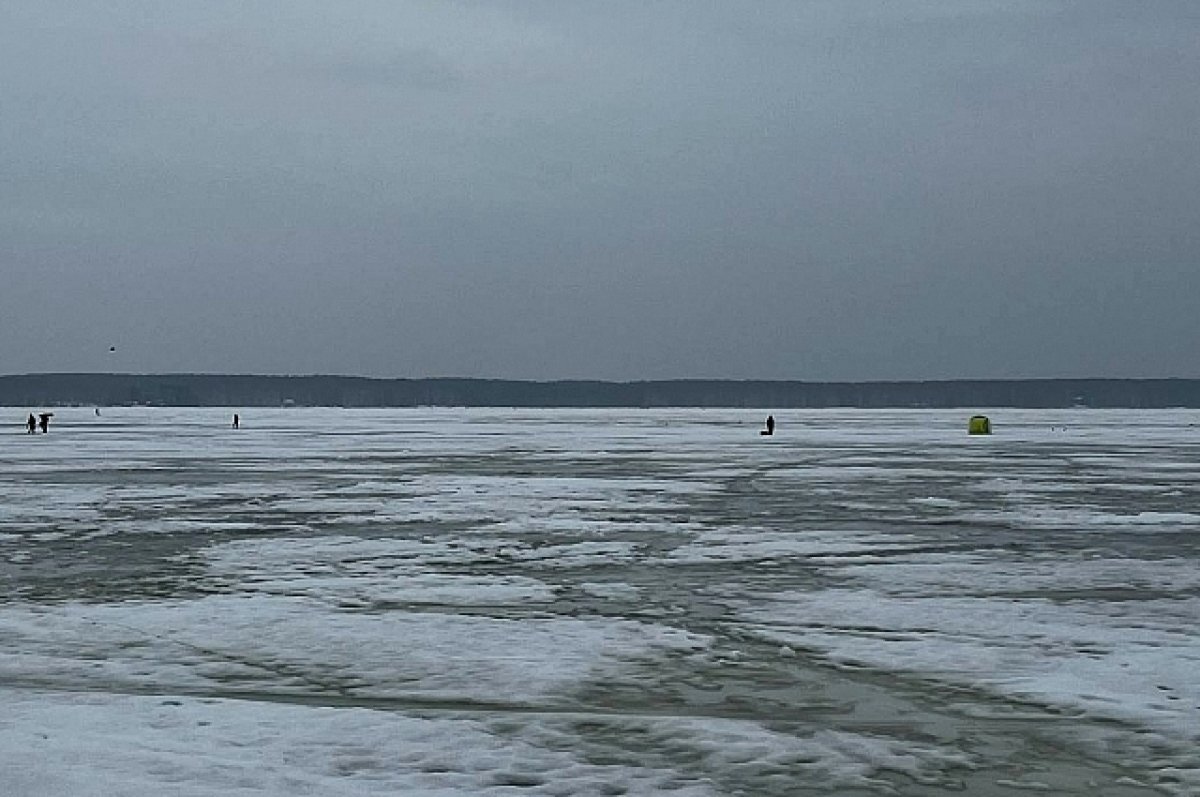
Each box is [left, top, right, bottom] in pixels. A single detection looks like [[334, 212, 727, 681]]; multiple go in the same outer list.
[[968, 415, 991, 435]]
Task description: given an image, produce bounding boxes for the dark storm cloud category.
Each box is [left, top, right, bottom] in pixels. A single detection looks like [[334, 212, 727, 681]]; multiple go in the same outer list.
[[1, 1, 1197, 379]]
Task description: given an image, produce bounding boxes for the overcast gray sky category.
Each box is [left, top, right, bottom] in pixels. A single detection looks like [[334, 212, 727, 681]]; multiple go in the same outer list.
[[2, 1, 1198, 380]]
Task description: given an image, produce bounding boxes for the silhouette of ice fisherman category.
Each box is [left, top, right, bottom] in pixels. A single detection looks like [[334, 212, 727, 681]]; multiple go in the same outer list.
[[26, 413, 37, 434], [761, 415, 775, 436], [38, 413, 52, 433], [232, 413, 240, 429]]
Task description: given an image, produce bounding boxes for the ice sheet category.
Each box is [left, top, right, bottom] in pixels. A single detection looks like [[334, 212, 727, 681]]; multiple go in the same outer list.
[[4, 406, 1199, 794], [0, 595, 707, 704]]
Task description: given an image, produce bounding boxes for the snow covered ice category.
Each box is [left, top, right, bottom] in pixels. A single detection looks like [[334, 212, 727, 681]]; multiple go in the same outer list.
[[2, 407, 1198, 795]]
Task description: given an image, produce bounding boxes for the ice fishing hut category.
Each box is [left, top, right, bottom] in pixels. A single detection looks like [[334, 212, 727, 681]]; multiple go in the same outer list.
[[968, 415, 991, 435]]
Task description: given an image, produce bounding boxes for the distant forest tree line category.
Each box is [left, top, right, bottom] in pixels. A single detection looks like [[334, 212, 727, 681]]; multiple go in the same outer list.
[[4, 374, 1200, 408]]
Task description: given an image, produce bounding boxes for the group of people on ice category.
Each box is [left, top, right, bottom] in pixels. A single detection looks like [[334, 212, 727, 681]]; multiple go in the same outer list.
[[25, 413, 52, 433]]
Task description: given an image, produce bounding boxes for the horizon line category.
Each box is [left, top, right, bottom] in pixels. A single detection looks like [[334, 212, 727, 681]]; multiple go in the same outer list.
[[4, 373, 1200, 385]]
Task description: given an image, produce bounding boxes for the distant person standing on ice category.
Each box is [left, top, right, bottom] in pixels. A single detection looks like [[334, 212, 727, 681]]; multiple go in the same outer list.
[[761, 415, 775, 436], [38, 413, 51, 433], [26, 413, 37, 434], [232, 413, 240, 429]]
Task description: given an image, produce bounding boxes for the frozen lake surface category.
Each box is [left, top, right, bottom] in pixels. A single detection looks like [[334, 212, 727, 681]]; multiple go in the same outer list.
[[2, 408, 1198, 795]]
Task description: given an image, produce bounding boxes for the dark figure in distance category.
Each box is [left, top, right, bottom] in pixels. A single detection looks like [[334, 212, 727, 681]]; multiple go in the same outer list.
[[26, 414, 36, 434], [38, 413, 51, 433], [761, 415, 775, 436], [232, 413, 240, 429]]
